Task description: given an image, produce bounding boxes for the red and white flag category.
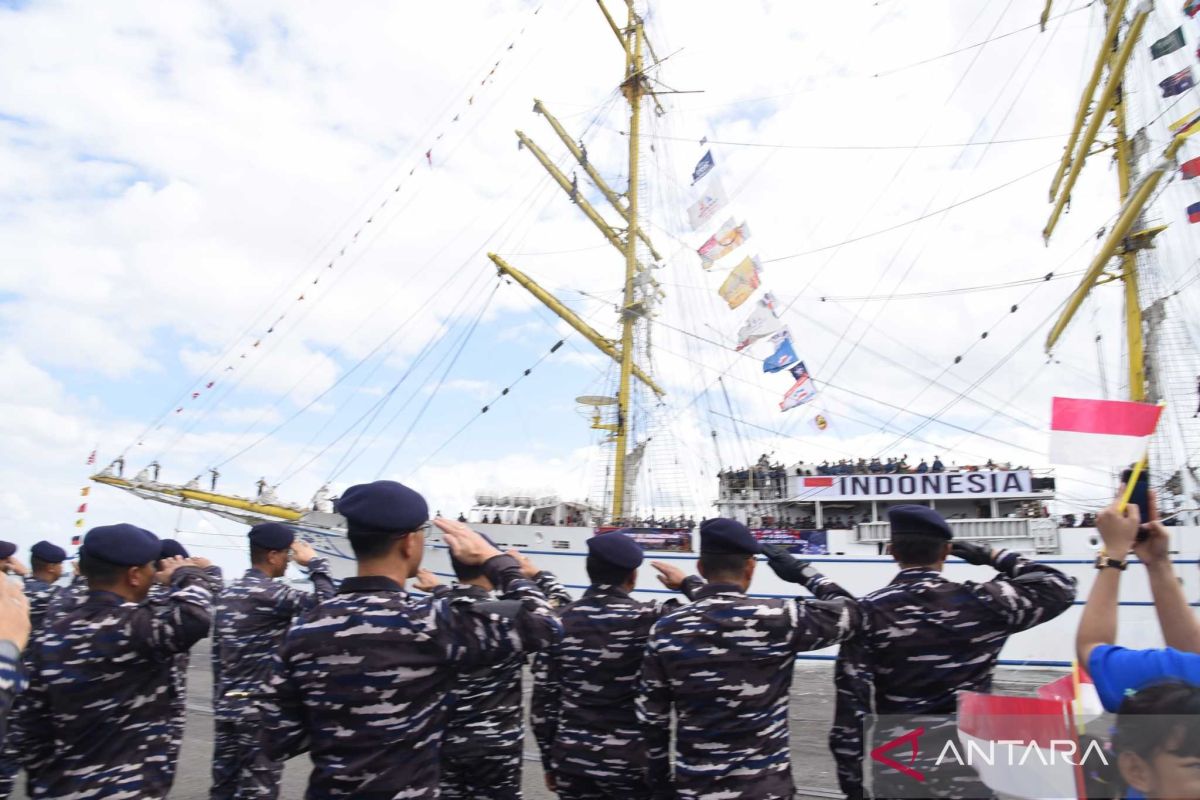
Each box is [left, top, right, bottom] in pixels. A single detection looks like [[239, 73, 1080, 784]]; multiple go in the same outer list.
[[1049, 397, 1163, 467], [957, 691, 1085, 800], [1036, 662, 1103, 729]]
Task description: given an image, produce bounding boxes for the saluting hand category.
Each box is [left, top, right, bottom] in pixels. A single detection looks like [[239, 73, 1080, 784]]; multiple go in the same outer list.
[[435, 518, 502, 566], [0, 580, 30, 651], [2, 557, 28, 578], [157, 556, 188, 584], [949, 541, 993, 566], [188, 556, 213, 570], [290, 539, 316, 567], [651, 561, 686, 591], [762, 544, 813, 584], [413, 569, 441, 592], [506, 549, 539, 579]]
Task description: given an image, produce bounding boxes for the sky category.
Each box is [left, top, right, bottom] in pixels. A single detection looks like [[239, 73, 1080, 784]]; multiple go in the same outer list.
[[2, 0, 1199, 574]]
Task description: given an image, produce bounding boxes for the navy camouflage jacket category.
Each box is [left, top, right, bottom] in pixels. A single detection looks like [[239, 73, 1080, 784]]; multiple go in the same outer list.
[[22, 576, 60, 633], [531, 577, 703, 783], [12, 566, 214, 799], [260, 555, 562, 799], [829, 550, 1076, 799], [639, 581, 859, 800], [437, 570, 571, 759], [212, 558, 336, 721]]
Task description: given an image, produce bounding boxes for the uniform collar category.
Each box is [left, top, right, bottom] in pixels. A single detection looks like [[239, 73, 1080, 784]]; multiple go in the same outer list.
[[338, 575, 406, 594], [695, 581, 745, 599], [585, 583, 631, 599], [891, 567, 944, 584], [244, 567, 272, 581], [85, 589, 134, 606]]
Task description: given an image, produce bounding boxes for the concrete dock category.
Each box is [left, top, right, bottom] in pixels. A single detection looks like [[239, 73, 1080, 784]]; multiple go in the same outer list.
[[9, 642, 1061, 799]]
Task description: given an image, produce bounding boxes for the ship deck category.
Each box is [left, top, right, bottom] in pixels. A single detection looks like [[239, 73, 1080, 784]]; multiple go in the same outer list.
[[8, 641, 1064, 799]]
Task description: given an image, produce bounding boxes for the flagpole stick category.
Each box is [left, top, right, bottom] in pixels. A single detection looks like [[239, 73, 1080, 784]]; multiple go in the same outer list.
[[1117, 454, 1148, 514]]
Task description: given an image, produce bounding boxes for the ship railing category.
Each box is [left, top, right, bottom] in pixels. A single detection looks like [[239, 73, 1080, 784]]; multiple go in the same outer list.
[[855, 518, 1061, 554]]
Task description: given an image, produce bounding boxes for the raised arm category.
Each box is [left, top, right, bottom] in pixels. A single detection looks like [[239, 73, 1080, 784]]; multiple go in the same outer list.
[[1134, 521, 1200, 653], [762, 544, 854, 601], [1076, 502, 1139, 667], [789, 596, 859, 652], [958, 541, 1077, 634], [130, 561, 214, 660]]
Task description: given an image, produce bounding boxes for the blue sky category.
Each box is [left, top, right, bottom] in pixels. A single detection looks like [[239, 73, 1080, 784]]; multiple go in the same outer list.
[[2, 0, 1197, 573]]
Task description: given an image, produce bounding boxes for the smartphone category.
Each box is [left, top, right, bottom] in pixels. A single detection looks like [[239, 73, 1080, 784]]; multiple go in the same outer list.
[[1119, 467, 1151, 541]]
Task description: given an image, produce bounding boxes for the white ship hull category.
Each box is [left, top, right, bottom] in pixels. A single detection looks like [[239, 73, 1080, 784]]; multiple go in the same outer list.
[[298, 521, 1200, 669]]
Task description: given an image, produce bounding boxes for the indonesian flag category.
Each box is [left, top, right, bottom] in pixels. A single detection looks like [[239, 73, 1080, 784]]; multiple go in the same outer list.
[[957, 692, 1084, 800], [1036, 662, 1104, 730], [1049, 397, 1163, 467]]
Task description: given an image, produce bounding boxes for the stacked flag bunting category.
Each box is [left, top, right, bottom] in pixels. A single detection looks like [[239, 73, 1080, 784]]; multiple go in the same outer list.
[[686, 142, 821, 416]]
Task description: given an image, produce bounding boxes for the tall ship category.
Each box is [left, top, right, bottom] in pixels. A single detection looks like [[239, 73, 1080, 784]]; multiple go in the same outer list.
[[90, 0, 1200, 667]]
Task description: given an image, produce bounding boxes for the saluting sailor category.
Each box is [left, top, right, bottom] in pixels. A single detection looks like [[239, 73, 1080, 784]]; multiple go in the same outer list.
[[638, 518, 859, 800], [259, 480, 563, 799]]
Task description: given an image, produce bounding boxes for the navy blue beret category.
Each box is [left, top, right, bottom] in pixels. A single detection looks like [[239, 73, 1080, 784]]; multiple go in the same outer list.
[[31, 540, 67, 563], [888, 505, 953, 540], [82, 523, 161, 566], [158, 538, 189, 560], [0, 541, 15, 560], [587, 531, 644, 570], [335, 480, 428, 534], [248, 523, 295, 551], [699, 518, 761, 555]]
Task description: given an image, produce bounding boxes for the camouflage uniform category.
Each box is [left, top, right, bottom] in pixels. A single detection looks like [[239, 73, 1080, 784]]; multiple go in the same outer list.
[[433, 571, 570, 800], [532, 578, 703, 799], [0, 647, 23, 743], [210, 557, 336, 800], [260, 554, 562, 799], [12, 565, 214, 799], [21, 577, 59, 633], [829, 550, 1076, 799], [638, 581, 860, 800], [142, 566, 223, 787], [41, 572, 88, 622]]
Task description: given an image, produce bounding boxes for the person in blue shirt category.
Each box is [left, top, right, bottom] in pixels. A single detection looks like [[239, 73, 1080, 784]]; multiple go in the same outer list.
[[1076, 496, 1200, 711], [1108, 680, 1200, 800]]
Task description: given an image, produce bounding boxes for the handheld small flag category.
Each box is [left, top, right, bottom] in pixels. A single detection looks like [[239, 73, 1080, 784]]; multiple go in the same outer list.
[[1151, 27, 1186, 60], [1189, 201, 1200, 223], [764, 338, 800, 373], [1160, 67, 1195, 98], [1049, 397, 1164, 466], [1182, 156, 1200, 179], [691, 150, 715, 184]]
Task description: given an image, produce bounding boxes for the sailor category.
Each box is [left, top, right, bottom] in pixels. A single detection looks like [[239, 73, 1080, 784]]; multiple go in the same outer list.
[[210, 522, 336, 800], [259, 480, 563, 798], [638, 518, 859, 800], [828, 505, 1076, 799], [12, 523, 215, 799], [41, 562, 88, 622], [417, 537, 571, 800], [23, 541, 66, 631], [143, 538, 222, 785], [533, 530, 701, 800]]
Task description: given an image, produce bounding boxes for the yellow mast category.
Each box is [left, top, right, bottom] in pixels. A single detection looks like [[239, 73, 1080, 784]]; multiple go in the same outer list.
[[1044, 0, 1166, 402], [611, 1, 645, 521]]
